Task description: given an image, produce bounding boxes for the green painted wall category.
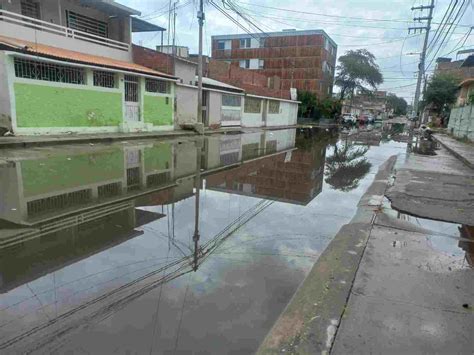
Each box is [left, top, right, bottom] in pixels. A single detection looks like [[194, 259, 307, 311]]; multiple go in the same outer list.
[[14, 83, 122, 127], [21, 149, 124, 197], [144, 143, 172, 173], [144, 95, 173, 126]]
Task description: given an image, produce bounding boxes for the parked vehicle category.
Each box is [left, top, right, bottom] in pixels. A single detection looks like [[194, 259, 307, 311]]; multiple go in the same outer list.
[[367, 115, 375, 123], [342, 113, 357, 124], [358, 114, 368, 124]]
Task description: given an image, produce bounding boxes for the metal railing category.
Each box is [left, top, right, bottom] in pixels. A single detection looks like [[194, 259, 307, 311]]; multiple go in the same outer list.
[[0, 9, 130, 51]]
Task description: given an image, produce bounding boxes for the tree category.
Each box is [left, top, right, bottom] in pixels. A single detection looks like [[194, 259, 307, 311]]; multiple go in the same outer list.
[[335, 49, 383, 100], [298, 91, 342, 120], [386, 94, 408, 116], [422, 73, 459, 115], [325, 143, 372, 191]]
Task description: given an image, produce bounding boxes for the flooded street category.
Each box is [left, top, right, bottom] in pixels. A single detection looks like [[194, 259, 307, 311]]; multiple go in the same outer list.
[[0, 125, 459, 353]]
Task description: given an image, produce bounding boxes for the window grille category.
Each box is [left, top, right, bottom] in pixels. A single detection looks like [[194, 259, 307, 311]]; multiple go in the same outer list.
[[66, 10, 108, 38], [222, 94, 241, 107], [217, 40, 226, 50], [266, 140, 277, 154], [93, 70, 115, 88], [27, 189, 92, 217], [146, 171, 171, 187], [220, 152, 239, 166], [21, 0, 41, 19], [145, 78, 170, 93], [242, 143, 260, 160], [14, 57, 85, 84], [127, 167, 141, 190], [98, 182, 122, 198], [124, 75, 139, 102], [244, 97, 261, 113], [268, 100, 280, 114]]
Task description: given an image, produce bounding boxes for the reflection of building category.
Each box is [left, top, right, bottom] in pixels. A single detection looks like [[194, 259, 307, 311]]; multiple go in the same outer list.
[[0, 129, 298, 249], [342, 91, 389, 119], [0, 207, 163, 294], [206, 130, 326, 205]]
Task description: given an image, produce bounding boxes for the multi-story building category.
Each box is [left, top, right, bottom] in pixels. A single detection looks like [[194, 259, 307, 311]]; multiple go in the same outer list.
[[211, 29, 337, 98], [0, 0, 176, 135]]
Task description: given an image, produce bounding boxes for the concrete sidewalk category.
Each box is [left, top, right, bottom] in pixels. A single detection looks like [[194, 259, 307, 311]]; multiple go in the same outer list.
[[258, 140, 474, 354], [434, 134, 474, 169]]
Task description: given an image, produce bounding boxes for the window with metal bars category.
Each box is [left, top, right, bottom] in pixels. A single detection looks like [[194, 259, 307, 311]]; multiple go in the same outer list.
[[27, 189, 92, 217], [124, 75, 139, 102], [146, 172, 171, 188], [98, 182, 122, 198], [66, 10, 108, 38], [268, 100, 280, 114], [222, 94, 241, 107], [145, 78, 170, 94], [244, 97, 261, 113], [93, 70, 116, 88], [14, 57, 85, 84], [21, 0, 41, 19]]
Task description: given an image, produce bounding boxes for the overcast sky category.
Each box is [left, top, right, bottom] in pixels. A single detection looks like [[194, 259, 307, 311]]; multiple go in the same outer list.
[[124, 0, 473, 103]]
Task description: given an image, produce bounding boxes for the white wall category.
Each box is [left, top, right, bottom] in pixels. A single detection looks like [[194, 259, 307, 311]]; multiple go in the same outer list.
[[242, 97, 264, 128], [175, 60, 197, 86], [266, 101, 298, 127], [264, 128, 297, 152], [208, 91, 222, 126], [0, 53, 13, 131], [175, 85, 197, 127]]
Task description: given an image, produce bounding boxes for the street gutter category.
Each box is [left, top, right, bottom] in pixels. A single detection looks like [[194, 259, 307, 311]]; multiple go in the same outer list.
[[257, 155, 398, 355]]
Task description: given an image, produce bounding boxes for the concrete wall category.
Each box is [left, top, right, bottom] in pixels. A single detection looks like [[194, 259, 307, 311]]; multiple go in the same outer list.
[[448, 105, 474, 141], [208, 91, 222, 126], [242, 97, 264, 128], [0, 53, 12, 132], [0, 0, 131, 61], [266, 101, 298, 127], [175, 85, 198, 126], [175, 60, 197, 86]]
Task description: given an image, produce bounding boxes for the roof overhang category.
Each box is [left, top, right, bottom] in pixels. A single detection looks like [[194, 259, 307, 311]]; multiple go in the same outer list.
[[132, 17, 166, 32], [79, 0, 141, 16]]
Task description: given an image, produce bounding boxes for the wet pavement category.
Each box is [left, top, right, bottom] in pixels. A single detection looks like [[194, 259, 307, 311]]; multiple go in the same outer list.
[[0, 124, 471, 354]]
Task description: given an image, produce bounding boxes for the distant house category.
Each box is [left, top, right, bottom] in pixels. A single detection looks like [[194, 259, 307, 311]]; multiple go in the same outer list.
[[0, 0, 176, 135], [448, 55, 474, 140], [342, 91, 389, 119]]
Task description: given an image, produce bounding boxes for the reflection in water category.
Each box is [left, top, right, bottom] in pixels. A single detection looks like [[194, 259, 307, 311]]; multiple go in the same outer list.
[[325, 142, 372, 191], [0, 127, 410, 353], [459, 225, 474, 268]]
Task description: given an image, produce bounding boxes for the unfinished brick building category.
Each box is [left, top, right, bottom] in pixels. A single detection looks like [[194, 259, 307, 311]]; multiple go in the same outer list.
[[211, 30, 337, 98]]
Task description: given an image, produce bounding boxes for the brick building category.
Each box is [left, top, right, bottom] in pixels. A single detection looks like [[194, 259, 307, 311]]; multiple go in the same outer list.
[[211, 30, 337, 98]]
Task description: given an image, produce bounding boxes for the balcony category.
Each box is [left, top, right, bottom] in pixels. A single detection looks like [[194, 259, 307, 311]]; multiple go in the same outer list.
[[0, 9, 129, 50]]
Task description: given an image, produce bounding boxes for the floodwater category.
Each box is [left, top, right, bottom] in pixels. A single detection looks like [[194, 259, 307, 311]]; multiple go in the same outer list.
[[0, 124, 453, 353]]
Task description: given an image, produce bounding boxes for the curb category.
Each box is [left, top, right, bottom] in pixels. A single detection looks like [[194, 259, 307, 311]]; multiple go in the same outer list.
[[433, 135, 473, 170], [257, 156, 398, 355]]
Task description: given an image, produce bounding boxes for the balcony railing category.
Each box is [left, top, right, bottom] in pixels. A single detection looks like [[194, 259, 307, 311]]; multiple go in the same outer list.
[[0, 9, 130, 51]]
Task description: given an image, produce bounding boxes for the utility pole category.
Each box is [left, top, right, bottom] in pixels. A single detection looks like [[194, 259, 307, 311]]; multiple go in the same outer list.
[[172, 1, 177, 72], [409, 0, 434, 118], [197, 0, 205, 126]]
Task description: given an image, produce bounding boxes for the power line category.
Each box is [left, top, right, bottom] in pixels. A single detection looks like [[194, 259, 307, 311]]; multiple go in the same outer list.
[[234, 0, 472, 27]]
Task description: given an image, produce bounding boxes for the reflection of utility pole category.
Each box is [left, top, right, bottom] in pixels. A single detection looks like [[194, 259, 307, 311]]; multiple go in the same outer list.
[[197, 0, 205, 125], [193, 138, 203, 271], [409, 0, 434, 117]]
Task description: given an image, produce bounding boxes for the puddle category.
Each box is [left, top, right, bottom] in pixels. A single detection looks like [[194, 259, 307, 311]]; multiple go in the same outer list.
[[0, 126, 411, 353]]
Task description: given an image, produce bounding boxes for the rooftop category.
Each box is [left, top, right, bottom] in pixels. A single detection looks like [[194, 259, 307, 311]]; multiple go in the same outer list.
[[0, 35, 176, 79]]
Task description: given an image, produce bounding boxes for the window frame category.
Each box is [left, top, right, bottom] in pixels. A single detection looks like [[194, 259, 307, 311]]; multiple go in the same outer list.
[[268, 100, 280, 114], [244, 97, 262, 113]]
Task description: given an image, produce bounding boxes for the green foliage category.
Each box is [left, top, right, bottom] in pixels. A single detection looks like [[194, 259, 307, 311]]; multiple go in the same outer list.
[[325, 143, 372, 191], [468, 91, 474, 105], [386, 94, 408, 115], [298, 91, 342, 120], [335, 49, 383, 100], [423, 73, 459, 114]]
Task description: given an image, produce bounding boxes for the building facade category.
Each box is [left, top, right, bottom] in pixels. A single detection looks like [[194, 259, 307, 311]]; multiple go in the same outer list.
[[211, 30, 337, 98], [0, 0, 175, 135]]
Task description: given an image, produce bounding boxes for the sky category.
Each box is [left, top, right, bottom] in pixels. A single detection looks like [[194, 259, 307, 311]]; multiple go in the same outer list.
[[124, 0, 474, 103]]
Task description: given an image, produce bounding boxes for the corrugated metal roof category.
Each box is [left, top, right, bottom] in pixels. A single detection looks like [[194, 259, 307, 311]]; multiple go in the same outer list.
[[201, 76, 244, 91], [0, 35, 176, 79]]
